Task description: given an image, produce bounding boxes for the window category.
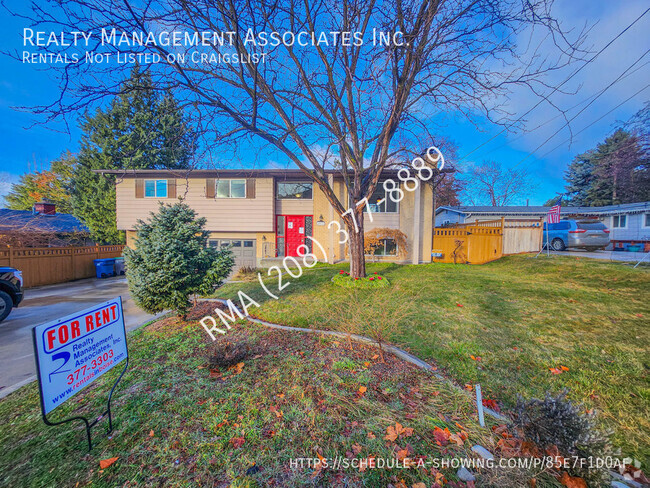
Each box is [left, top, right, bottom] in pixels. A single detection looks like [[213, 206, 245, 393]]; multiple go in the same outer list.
[[644, 213, 650, 227], [366, 183, 398, 213], [369, 238, 398, 256], [277, 182, 313, 199], [216, 179, 246, 198], [144, 179, 168, 198], [577, 221, 607, 230], [612, 215, 627, 228], [207, 239, 219, 248], [244, 240, 254, 248]]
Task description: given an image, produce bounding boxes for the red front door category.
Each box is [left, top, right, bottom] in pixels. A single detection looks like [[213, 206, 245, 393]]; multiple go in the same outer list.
[[285, 215, 305, 257]]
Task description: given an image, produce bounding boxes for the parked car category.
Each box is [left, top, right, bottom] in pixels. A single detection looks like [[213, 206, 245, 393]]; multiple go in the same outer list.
[[543, 220, 610, 251], [0, 267, 24, 322]]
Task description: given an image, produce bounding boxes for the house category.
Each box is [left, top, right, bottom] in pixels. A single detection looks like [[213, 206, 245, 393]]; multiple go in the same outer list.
[[436, 202, 650, 251], [0, 202, 91, 247], [104, 169, 434, 269]]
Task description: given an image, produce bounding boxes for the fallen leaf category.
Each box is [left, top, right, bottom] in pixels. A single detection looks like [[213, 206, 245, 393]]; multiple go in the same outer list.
[[371, 354, 379, 360], [456, 303, 463, 307], [433, 426, 450, 446], [364, 361, 371, 367], [277, 393, 285, 399], [464, 384, 473, 391], [413, 483, 427, 488], [352, 443, 363, 455], [549, 368, 562, 375], [99, 457, 118, 469], [367, 431, 376, 439], [560, 366, 569, 371], [449, 433, 464, 446], [559, 471, 588, 488], [396, 448, 409, 460], [384, 422, 414, 441], [230, 437, 245, 449], [148, 430, 154, 437], [358, 386, 367, 395], [229, 362, 245, 375]]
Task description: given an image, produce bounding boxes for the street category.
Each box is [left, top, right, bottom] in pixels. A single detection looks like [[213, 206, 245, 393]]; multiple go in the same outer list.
[[0, 276, 161, 399]]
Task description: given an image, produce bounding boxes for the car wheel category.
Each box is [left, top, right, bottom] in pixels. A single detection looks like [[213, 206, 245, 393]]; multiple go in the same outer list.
[[0, 290, 13, 323], [551, 238, 566, 251]]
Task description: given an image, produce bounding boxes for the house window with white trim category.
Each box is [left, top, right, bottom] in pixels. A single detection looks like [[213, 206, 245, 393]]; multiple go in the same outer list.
[[366, 183, 398, 213], [368, 238, 398, 256], [144, 179, 168, 198], [612, 215, 627, 228], [216, 179, 246, 198], [644, 213, 650, 228]]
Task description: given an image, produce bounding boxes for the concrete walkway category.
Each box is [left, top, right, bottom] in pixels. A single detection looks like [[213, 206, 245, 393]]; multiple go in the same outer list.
[[0, 276, 161, 399], [552, 249, 648, 263]]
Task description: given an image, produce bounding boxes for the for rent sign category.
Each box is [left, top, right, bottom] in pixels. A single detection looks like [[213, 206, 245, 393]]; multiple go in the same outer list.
[[32, 298, 128, 414]]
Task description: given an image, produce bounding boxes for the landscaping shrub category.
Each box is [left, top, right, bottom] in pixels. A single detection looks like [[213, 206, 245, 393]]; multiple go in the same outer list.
[[124, 202, 235, 316], [513, 391, 616, 487]]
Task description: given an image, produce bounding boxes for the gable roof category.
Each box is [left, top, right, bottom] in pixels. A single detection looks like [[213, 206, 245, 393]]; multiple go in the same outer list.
[[0, 209, 89, 234], [436, 202, 650, 217]]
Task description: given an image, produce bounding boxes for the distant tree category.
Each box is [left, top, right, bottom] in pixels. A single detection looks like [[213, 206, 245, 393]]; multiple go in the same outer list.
[[124, 202, 235, 317], [71, 66, 196, 244], [543, 195, 569, 206], [462, 160, 535, 206], [565, 129, 649, 205], [5, 152, 76, 213]]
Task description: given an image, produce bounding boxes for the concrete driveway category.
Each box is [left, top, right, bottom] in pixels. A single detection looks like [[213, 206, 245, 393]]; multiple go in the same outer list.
[[0, 276, 162, 399], [553, 249, 648, 263]]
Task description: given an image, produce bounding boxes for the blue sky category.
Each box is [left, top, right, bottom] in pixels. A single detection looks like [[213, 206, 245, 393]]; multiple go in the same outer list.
[[0, 0, 648, 205]]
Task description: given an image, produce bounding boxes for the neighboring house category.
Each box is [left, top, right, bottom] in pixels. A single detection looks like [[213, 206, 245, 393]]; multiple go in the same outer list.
[[104, 169, 434, 269], [436, 202, 650, 251], [0, 202, 91, 247]]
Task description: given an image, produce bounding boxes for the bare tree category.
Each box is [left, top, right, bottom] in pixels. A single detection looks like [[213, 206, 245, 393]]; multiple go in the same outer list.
[[462, 160, 536, 206], [6, 0, 584, 277]]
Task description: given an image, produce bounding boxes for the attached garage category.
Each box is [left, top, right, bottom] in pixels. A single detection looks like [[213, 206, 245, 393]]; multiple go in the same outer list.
[[208, 238, 257, 271]]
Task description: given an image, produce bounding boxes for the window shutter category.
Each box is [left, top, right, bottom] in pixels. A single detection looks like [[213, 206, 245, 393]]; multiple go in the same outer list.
[[246, 178, 256, 199], [206, 178, 215, 198], [167, 179, 176, 199], [135, 179, 144, 198]]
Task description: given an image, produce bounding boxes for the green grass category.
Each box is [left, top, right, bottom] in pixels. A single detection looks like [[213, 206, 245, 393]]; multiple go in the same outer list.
[[214, 256, 650, 466], [0, 304, 508, 487]]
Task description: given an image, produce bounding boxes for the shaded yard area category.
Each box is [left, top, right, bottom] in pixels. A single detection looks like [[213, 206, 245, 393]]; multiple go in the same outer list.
[[215, 256, 650, 466], [1, 304, 505, 487]]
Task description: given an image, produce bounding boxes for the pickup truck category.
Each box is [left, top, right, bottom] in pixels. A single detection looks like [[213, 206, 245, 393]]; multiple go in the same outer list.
[[0, 267, 24, 322]]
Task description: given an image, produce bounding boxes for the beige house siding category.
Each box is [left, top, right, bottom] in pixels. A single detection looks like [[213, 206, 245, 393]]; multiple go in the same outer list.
[[275, 198, 314, 215], [116, 177, 275, 232]]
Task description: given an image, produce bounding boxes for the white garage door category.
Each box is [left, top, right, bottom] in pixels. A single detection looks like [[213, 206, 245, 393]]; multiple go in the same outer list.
[[208, 238, 257, 271]]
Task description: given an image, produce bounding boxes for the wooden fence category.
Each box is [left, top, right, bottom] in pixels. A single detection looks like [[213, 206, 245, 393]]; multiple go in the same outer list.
[[0, 245, 125, 288], [432, 218, 543, 264]]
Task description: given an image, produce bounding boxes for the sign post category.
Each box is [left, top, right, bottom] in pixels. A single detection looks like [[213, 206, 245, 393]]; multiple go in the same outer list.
[[32, 297, 128, 450]]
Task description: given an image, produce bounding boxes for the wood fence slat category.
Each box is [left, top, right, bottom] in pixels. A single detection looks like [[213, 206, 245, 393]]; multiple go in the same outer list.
[[432, 218, 542, 264], [0, 245, 125, 288]]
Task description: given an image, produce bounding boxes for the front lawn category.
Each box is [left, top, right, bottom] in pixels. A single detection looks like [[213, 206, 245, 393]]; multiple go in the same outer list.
[[0, 304, 501, 487], [214, 255, 650, 465]]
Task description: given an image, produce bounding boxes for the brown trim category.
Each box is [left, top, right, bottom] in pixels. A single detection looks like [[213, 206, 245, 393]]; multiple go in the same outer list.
[[206, 178, 215, 198], [168, 179, 176, 199], [135, 179, 144, 198], [246, 178, 256, 199]]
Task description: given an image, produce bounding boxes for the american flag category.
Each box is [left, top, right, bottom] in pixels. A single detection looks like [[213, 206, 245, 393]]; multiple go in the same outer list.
[[546, 196, 562, 224]]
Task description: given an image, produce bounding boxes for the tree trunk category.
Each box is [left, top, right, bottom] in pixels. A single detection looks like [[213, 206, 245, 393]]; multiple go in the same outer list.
[[347, 212, 366, 278]]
